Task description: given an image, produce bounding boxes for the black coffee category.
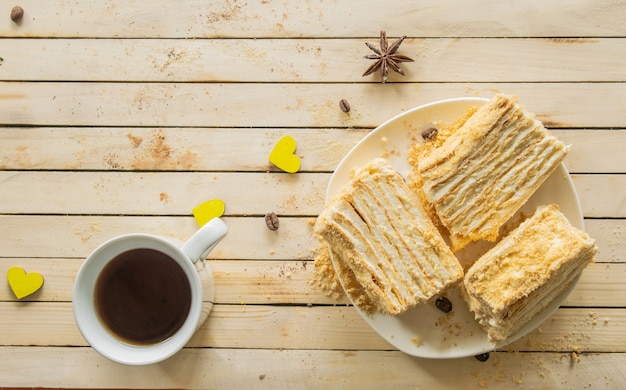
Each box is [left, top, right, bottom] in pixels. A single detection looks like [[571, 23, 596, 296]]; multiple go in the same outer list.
[[95, 248, 192, 345]]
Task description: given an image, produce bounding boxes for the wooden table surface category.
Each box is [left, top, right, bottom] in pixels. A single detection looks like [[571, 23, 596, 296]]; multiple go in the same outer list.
[[1, 0, 625, 388]]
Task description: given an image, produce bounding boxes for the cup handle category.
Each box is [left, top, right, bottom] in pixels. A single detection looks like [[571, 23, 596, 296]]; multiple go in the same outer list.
[[182, 218, 228, 263]]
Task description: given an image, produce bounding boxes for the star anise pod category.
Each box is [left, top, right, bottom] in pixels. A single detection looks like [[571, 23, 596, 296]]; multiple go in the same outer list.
[[362, 30, 414, 83]]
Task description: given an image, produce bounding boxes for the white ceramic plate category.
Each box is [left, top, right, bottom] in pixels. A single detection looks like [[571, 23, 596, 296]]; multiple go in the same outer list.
[[326, 97, 584, 359]]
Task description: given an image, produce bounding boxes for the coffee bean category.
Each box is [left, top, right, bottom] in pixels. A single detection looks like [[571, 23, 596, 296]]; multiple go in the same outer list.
[[339, 99, 351, 113], [422, 127, 438, 141], [435, 296, 452, 313], [475, 352, 490, 362], [10, 6, 24, 23], [265, 212, 279, 231]]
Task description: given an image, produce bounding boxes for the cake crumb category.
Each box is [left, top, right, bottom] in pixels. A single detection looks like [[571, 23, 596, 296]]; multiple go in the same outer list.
[[310, 240, 344, 300], [310, 236, 378, 314], [588, 311, 599, 326], [259, 374, 266, 380], [410, 336, 422, 347]]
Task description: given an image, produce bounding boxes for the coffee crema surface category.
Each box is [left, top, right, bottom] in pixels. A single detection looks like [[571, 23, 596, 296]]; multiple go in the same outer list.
[[95, 248, 192, 345]]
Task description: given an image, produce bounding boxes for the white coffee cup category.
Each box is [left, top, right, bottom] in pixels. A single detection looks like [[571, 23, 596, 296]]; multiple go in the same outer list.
[[73, 218, 228, 365]]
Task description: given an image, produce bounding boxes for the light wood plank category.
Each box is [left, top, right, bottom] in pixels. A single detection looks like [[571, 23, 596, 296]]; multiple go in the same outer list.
[[0, 127, 369, 171], [201, 307, 626, 353], [0, 258, 326, 304], [1, 172, 621, 217], [0, 216, 622, 262], [563, 263, 626, 307], [1, 259, 621, 307], [0, 171, 328, 216], [0, 347, 622, 389], [1, 0, 623, 38], [572, 175, 626, 218], [2, 128, 624, 174], [586, 219, 625, 263], [506, 308, 626, 353], [0, 303, 623, 353], [0, 258, 76, 302], [0, 215, 318, 260], [554, 130, 626, 173], [1, 82, 625, 128], [1, 38, 625, 82]]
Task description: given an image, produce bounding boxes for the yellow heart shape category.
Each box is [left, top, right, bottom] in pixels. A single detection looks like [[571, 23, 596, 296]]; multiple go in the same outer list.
[[7, 267, 44, 299], [192, 199, 225, 227], [269, 135, 301, 173]]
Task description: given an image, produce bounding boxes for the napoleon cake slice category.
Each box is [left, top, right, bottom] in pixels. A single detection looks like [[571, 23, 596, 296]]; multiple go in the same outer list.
[[314, 158, 463, 315], [416, 94, 570, 252], [463, 204, 597, 343]]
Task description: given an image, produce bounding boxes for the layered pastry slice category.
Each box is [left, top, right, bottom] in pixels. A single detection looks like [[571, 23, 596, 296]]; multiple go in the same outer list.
[[463, 204, 598, 343], [415, 94, 569, 251], [314, 158, 463, 315]]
